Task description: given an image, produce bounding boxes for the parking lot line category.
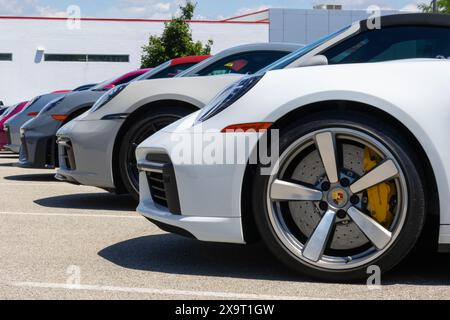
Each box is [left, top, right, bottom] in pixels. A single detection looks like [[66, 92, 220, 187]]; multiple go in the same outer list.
[[0, 211, 142, 219], [11, 281, 332, 300]]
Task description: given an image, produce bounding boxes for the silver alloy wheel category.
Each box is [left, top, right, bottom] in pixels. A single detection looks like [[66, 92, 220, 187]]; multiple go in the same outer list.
[[266, 128, 408, 270]]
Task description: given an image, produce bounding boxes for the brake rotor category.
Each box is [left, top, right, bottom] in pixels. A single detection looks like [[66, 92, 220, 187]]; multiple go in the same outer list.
[[288, 144, 369, 250]]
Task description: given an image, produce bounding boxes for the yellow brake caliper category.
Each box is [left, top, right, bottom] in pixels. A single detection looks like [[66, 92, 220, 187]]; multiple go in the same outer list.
[[363, 148, 396, 227]]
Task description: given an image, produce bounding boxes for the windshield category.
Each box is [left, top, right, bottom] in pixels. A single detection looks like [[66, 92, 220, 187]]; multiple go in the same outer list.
[[2, 104, 18, 117], [176, 55, 216, 77], [258, 26, 351, 73], [133, 61, 171, 81], [90, 77, 116, 90]]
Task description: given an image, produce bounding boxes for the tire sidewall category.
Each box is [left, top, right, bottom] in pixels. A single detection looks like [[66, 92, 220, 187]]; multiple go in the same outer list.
[[252, 111, 426, 282], [118, 106, 194, 200]]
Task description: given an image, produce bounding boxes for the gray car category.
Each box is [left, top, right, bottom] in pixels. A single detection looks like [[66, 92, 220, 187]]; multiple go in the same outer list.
[[17, 68, 155, 169], [4, 84, 96, 154], [18, 58, 205, 169], [56, 42, 302, 198]]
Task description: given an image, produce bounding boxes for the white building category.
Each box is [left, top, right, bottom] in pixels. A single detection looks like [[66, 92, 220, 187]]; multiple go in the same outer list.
[[0, 7, 399, 105]]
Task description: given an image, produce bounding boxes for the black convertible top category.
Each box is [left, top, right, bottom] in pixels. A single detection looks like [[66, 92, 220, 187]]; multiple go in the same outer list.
[[359, 13, 450, 31]]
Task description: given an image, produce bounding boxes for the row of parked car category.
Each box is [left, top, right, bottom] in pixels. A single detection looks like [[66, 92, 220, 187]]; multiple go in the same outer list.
[[2, 13, 450, 282]]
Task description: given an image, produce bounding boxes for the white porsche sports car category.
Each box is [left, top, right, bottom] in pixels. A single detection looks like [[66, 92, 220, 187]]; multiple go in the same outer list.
[[57, 13, 450, 203], [137, 59, 450, 281], [55, 43, 300, 199]]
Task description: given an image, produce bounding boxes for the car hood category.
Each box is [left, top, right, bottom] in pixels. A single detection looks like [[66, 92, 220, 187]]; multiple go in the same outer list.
[[82, 74, 244, 121], [48, 90, 104, 115]]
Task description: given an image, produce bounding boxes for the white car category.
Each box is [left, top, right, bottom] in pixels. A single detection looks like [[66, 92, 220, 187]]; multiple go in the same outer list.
[[57, 13, 450, 202], [136, 59, 450, 281], [55, 43, 300, 198]]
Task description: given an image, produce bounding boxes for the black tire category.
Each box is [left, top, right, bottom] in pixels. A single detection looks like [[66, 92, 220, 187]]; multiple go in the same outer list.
[[252, 110, 426, 282], [118, 106, 193, 200]]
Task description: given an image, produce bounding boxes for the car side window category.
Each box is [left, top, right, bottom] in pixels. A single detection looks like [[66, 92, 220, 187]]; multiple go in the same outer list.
[[151, 63, 198, 79], [196, 51, 288, 76], [323, 26, 450, 64]]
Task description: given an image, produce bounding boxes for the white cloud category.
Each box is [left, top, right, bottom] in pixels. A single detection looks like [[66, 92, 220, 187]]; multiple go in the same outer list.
[[110, 0, 184, 19], [0, 0, 67, 17], [234, 5, 271, 16], [36, 5, 67, 17], [400, 2, 421, 12], [0, 0, 38, 15]]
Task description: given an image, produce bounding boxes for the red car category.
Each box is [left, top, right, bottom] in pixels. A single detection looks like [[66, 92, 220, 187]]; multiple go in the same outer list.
[[0, 101, 29, 150]]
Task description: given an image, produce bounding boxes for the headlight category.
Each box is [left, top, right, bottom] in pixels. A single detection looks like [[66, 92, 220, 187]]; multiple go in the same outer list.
[[90, 84, 128, 113], [196, 75, 263, 124], [40, 96, 65, 115]]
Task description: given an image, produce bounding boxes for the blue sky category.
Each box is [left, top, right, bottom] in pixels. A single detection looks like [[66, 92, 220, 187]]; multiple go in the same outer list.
[[0, 1, 422, 18]]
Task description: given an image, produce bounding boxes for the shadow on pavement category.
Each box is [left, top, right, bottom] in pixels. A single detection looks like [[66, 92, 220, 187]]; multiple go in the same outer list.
[[34, 193, 137, 212], [383, 218, 450, 285], [0, 163, 15, 167], [0, 152, 18, 159], [99, 230, 450, 285], [5, 173, 57, 182], [99, 233, 305, 282]]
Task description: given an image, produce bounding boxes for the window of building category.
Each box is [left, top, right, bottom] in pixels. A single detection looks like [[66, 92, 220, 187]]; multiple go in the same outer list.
[[44, 54, 129, 62], [88, 55, 129, 62], [45, 54, 87, 62], [0, 53, 13, 61]]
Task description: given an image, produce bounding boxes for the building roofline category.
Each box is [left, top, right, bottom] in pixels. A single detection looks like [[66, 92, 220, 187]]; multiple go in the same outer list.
[[221, 9, 269, 22], [0, 15, 269, 25]]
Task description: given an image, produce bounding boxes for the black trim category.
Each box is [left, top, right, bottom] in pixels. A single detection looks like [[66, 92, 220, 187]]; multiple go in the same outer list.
[[145, 218, 197, 239], [18, 135, 57, 169], [101, 113, 129, 120], [58, 138, 77, 170], [438, 244, 450, 253], [54, 173, 81, 185], [137, 161, 166, 172], [359, 13, 450, 32], [145, 153, 182, 215]]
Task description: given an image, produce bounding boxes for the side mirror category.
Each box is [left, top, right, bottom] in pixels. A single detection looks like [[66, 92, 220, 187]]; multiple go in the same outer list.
[[0, 101, 3, 106], [291, 55, 329, 68]]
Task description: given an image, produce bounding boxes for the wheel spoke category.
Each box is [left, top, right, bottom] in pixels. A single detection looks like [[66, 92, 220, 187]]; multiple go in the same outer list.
[[303, 209, 336, 262], [270, 179, 323, 201], [347, 207, 392, 249], [350, 160, 399, 194], [315, 132, 339, 183]]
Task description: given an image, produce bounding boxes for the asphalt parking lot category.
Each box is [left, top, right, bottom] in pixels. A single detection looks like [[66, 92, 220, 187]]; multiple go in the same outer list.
[[0, 151, 449, 300]]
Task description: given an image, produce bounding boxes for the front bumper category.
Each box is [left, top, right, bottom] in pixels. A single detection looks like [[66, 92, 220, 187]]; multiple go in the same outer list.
[[18, 131, 58, 169], [136, 114, 259, 244], [4, 123, 22, 153], [56, 118, 123, 190], [0, 130, 7, 150]]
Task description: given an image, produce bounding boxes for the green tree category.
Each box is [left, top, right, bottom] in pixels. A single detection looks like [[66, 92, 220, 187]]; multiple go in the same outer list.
[[419, 0, 450, 12], [141, 1, 213, 68]]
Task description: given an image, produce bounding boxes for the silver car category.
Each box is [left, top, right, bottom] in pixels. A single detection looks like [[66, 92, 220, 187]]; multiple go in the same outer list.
[[56, 43, 302, 198], [4, 84, 95, 154]]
